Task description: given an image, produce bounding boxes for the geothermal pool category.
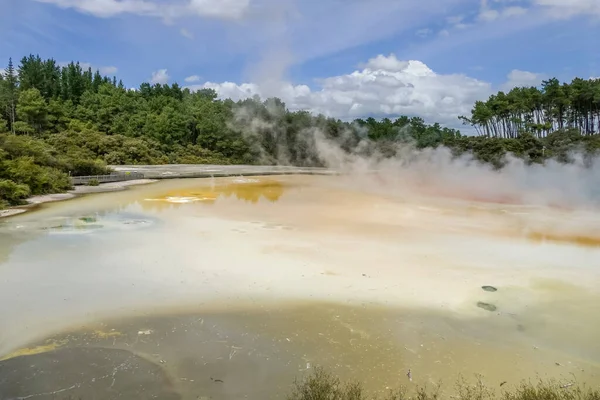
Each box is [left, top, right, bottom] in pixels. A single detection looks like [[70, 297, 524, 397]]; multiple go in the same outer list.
[[1, 174, 599, 399]]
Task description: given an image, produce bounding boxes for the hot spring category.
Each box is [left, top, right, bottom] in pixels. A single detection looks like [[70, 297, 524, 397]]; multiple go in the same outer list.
[[1, 174, 599, 399]]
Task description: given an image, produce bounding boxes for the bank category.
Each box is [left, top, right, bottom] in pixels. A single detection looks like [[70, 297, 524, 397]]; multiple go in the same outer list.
[[0, 164, 337, 219]]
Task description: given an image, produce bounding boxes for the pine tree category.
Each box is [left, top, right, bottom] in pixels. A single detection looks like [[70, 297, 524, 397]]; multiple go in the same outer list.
[[92, 70, 102, 92], [5, 58, 18, 134]]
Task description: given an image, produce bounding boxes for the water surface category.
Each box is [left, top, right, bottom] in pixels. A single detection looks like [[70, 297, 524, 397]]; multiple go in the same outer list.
[[1, 175, 599, 399]]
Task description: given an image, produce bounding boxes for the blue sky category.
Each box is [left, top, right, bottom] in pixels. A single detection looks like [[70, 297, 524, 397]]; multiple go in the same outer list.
[[1, 0, 599, 127]]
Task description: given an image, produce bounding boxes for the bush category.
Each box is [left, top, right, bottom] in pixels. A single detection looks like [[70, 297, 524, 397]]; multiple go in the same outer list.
[[0, 179, 31, 205], [87, 179, 99, 186], [287, 367, 366, 400], [1, 157, 71, 194]]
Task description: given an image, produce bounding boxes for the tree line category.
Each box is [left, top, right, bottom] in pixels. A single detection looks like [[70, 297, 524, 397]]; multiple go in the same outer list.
[[460, 77, 600, 139], [1, 54, 600, 208]]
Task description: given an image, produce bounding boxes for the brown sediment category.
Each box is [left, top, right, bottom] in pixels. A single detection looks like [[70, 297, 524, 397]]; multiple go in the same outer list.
[[143, 178, 286, 206], [526, 231, 600, 248], [0, 339, 68, 361]]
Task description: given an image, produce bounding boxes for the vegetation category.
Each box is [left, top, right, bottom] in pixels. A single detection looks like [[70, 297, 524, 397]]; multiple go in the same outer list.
[[2, 54, 600, 208], [460, 78, 600, 138], [287, 367, 600, 400]]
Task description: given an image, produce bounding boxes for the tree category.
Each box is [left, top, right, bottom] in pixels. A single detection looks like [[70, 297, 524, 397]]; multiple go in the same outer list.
[[16, 88, 48, 133], [3, 58, 18, 134]]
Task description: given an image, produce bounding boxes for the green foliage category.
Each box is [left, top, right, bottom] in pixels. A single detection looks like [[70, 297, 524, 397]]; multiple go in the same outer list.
[[461, 77, 600, 138], [17, 88, 47, 132], [13, 121, 34, 135], [87, 178, 99, 186], [0, 179, 30, 204], [1, 156, 71, 194]]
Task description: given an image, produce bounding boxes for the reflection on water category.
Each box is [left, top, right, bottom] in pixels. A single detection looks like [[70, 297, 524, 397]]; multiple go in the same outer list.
[[1, 175, 600, 399], [143, 178, 286, 207]]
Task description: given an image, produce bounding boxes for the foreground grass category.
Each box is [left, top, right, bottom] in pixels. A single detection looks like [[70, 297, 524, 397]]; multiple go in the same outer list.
[[287, 367, 600, 400]]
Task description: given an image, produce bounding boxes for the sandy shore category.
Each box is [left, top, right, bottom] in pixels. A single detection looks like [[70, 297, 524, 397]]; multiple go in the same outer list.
[[0, 179, 156, 219]]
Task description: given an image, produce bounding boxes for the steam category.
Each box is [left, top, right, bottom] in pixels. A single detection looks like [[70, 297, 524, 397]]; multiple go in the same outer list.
[[227, 102, 600, 210]]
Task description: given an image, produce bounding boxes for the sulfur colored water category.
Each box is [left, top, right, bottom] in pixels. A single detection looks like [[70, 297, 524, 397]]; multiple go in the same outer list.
[[0, 175, 599, 399]]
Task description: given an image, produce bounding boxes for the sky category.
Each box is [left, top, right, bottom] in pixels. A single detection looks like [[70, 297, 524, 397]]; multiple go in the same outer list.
[[1, 0, 599, 129]]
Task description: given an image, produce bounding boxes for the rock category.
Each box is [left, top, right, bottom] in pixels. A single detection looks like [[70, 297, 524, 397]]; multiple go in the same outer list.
[[477, 302, 497, 312], [482, 285, 497, 292]]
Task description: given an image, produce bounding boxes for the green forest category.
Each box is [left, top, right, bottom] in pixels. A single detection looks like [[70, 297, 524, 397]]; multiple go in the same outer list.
[[1, 54, 600, 208]]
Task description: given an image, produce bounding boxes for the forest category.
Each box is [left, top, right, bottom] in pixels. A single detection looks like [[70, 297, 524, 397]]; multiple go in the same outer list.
[[1, 54, 600, 208]]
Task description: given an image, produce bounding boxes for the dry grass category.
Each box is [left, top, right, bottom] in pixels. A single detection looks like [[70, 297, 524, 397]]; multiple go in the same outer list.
[[287, 367, 600, 400]]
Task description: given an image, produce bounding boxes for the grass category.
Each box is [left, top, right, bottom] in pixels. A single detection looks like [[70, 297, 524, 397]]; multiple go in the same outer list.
[[287, 367, 600, 400]]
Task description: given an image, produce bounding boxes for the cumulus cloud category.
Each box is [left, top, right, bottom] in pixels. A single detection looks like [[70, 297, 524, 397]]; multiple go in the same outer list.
[[187, 54, 494, 128], [184, 75, 201, 83], [34, 0, 251, 20], [150, 69, 169, 84], [501, 69, 546, 91]]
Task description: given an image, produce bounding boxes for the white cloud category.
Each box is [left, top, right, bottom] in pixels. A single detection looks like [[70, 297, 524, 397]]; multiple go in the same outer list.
[[446, 15, 464, 24], [503, 6, 527, 17], [478, 9, 500, 21], [501, 69, 546, 91], [58, 61, 118, 75], [533, 0, 600, 18], [477, 0, 527, 22], [99, 66, 118, 75], [187, 54, 494, 128], [184, 75, 201, 83], [188, 0, 250, 19], [150, 69, 170, 84], [180, 28, 194, 39], [415, 28, 432, 38], [478, 0, 597, 20], [34, 0, 251, 20]]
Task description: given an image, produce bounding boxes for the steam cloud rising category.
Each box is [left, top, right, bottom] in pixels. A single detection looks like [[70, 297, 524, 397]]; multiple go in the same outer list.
[[228, 102, 600, 210]]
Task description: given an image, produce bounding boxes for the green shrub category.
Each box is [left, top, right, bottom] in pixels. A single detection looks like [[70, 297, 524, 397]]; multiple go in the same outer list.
[[1, 157, 71, 194], [0, 179, 31, 205], [87, 179, 99, 186]]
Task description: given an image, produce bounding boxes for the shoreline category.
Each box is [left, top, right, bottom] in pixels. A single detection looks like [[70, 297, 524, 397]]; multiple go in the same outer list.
[[0, 164, 338, 220], [0, 179, 157, 219]]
